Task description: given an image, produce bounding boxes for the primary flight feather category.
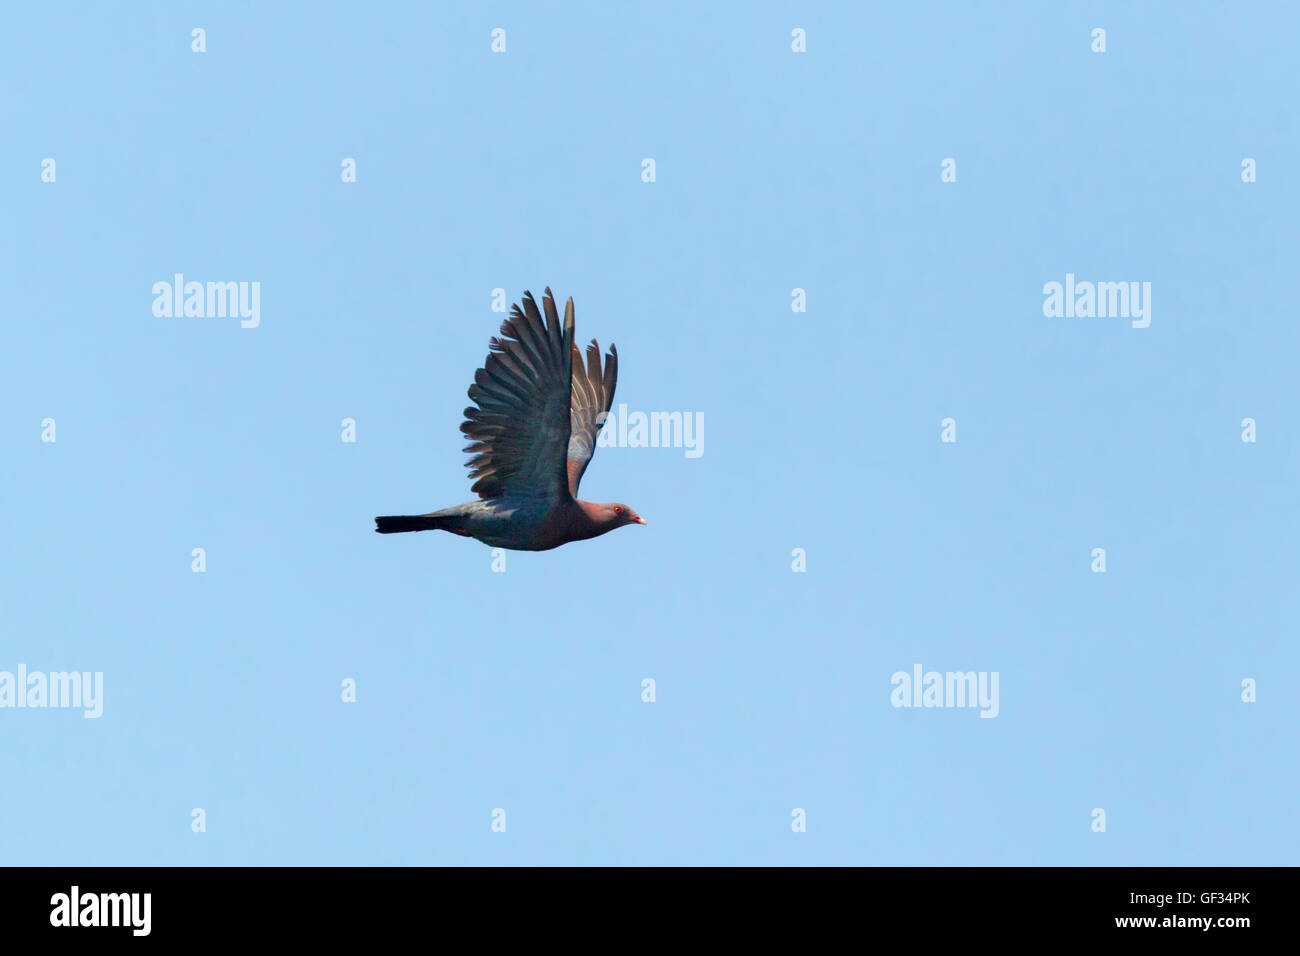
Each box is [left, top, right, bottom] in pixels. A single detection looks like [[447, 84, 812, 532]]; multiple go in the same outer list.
[[374, 288, 645, 550]]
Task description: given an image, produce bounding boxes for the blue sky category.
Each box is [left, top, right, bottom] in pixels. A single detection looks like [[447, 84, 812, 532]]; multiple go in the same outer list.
[[1, 1, 1296, 865]]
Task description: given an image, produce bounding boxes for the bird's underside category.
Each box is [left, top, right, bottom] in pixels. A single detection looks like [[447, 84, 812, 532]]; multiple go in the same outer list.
[[374, 288, 644, 551]]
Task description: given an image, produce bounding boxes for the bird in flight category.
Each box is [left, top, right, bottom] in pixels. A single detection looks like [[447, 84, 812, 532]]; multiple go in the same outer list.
[[375, 288, 645, 550]]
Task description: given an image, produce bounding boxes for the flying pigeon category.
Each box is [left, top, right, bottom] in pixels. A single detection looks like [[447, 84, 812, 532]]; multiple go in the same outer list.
[[374, 288, 645, 550]]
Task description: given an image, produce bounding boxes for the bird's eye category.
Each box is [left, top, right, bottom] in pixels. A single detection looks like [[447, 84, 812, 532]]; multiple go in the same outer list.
[[614, 506, 622, 514]]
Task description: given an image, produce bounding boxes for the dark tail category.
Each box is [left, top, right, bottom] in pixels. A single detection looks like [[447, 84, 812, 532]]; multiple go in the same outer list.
[[374, 514, 454, 534]]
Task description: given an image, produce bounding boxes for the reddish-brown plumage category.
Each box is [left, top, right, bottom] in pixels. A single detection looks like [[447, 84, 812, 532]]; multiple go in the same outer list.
[[374, 288, 645, 551]]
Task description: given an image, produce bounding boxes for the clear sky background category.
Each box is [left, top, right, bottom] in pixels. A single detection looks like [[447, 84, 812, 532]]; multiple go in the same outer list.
[[2, 2, 1297, 865]]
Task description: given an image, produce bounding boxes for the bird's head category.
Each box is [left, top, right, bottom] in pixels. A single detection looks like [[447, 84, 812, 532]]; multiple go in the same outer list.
[[604, 503, 646, 527]]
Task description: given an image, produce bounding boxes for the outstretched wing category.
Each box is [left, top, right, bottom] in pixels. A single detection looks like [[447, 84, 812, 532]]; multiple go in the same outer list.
[[461, 288, 574, 500], [566, 338, 617, 497]]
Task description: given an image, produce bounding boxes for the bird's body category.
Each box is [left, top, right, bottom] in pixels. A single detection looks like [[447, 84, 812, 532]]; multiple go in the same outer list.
[[375, 289, 645, 550], [379, 496, 615, 551]]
